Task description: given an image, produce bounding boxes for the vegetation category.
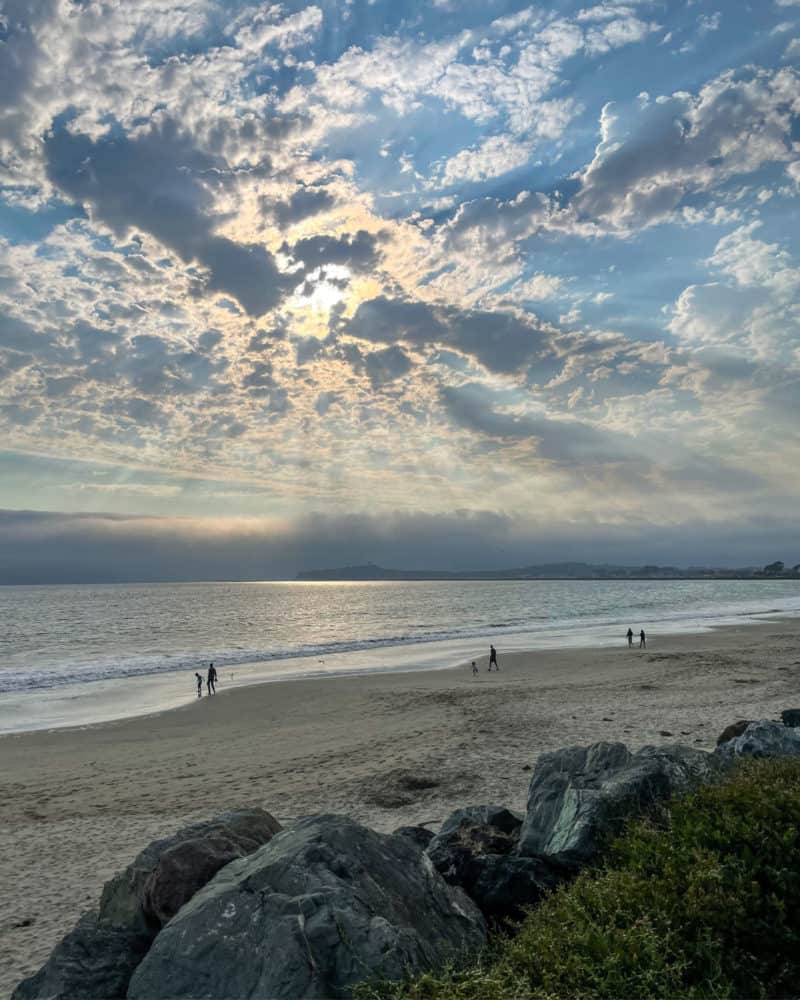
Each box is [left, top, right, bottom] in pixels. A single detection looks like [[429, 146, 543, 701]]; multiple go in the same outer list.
[[357, 758, 800, 1000]]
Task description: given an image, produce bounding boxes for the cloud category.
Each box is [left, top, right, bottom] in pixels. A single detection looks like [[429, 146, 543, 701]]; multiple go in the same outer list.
[[439, 382, 637, 463], [2, 506, 796, 584], [572, 67, 800, 231], [45, 120, 292, 316], [340, 296, 555, 374], [364, 345, 413, 387], [670, 223, 800, 362], [288, 230, 381, 275], [269, 184, 335, 227]]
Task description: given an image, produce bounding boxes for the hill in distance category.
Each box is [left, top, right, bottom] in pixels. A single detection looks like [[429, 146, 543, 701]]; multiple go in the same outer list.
[[296, 561, 800, 581]]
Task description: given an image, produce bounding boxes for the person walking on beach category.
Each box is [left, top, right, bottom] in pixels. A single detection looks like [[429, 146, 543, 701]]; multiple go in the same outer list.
[[472, 660, 478, 676], [195, 672, 203, 697], [626, 628, 634, 647], [207, 662, 217, 695], [639, 629, 646, 649], [488, 644, 498, 671]]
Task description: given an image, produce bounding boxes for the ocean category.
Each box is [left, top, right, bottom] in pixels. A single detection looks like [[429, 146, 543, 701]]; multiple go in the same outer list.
[[2, 578, 800, 734]]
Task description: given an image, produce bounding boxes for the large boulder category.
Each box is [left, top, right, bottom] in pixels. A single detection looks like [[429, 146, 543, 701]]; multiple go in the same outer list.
[[518, 742, 720, 867], [100, 807, 281, 932], [781, 709, 800, 728], [716, 720, 800, 759], [128, 814, 486, 1000], [427, 805, 563, 921], [12, 912, 151, 1000], [14, 808, 281, 1000]]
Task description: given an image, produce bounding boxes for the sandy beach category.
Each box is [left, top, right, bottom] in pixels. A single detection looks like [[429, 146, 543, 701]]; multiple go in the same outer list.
[[2, 618, 799, 996]]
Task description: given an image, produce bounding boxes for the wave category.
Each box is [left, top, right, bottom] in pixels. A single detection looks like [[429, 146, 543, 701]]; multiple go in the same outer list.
[[3, 594, 800, 696]]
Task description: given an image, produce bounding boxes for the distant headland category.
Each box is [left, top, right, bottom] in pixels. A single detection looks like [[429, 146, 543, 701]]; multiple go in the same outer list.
[[297, 560, 800, 581]]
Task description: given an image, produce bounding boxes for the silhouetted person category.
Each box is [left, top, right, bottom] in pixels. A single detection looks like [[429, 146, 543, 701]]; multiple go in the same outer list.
[[627, 628, 633, 647], [207, 662, 217, 695], [488, 645, 498, 671], [639, 630, 646, 649], [472, 660, 478, 676], [195, 672, 203, 697]]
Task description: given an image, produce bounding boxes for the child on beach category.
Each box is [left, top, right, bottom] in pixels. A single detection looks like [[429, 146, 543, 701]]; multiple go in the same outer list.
[[195, 672, 203, 697], [472, 660, 478, 676]]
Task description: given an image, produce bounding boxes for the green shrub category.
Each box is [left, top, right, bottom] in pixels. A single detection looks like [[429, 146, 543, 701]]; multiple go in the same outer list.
[[356, 757, 800, 1000]]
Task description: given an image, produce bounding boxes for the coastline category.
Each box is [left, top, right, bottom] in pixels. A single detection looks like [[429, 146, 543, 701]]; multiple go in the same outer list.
[[3, 617, 800, 995], [3, 594, 800, 736]]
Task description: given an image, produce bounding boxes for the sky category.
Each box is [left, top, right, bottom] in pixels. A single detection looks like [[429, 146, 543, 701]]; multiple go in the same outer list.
[[0, 0, 799, 581]]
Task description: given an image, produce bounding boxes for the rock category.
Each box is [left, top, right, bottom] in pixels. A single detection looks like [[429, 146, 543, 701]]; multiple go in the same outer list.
[[716, 719, 752, 746], [15, 808, 281, 999], [100, 807, 281, 932], [128, 815, 486, 1000], [715, 720, 800, 759], [781, 709, 800, 728], [518, 741, 720, 867], [437, 805, 523, 839], [392, 825, 435, 850], [467, 854, 565, 921], [12, 911, 151, 1000], [426, 805, 563, 920]]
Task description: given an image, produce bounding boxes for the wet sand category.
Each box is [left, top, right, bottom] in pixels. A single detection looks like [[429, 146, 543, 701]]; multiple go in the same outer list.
[[2, 618, 799, 995]]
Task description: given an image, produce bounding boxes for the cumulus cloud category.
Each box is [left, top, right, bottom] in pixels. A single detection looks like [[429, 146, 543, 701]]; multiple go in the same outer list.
[[670, 223, 800, 362], [572, 67, 800, 231]]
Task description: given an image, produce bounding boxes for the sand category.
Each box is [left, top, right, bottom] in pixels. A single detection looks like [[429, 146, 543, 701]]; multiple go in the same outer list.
[[2, 618, 800, 996]]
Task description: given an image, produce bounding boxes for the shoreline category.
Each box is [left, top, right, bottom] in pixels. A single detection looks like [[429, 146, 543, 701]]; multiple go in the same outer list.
[[3, 617, 800, 994], [3, 604, 800, 737]]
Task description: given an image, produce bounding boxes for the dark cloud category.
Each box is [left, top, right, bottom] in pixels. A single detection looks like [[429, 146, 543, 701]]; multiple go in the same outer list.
[[296, 335, 327, 366], [45, 120, 292, 316], [268, 184, 335, 228], [440, 382, 636, 463], [0, 0, 57, 140], [315, 390, 339, 415], [1, 507, 797, 584], [364, 345, 413, 387], [288, 230, 381, 274], [340, 296, 554, 374], [241, 360, 275, 391]]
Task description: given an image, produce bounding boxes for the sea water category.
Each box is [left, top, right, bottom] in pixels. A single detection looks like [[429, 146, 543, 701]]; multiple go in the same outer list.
[[1, 578, 799, 733]]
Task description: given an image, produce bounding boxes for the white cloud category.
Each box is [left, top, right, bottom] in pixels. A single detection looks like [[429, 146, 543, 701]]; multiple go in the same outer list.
[[670, 223, 800, 362], [509, 273, 565, 301]]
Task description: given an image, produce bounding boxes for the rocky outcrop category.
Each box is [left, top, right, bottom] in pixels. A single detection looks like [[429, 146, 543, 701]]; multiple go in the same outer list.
[[518, 742, 721, 867], [128, 814, 486, 999], [716, 720, 800, 759], [781, 709, 800, 728], [427, 805, 564, 921], [13, 808, 281, 1000]]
